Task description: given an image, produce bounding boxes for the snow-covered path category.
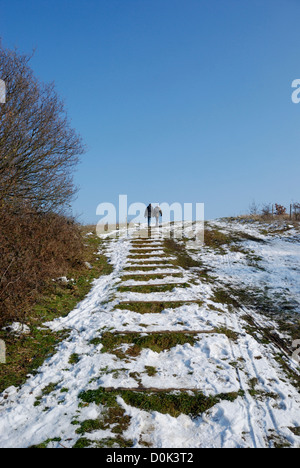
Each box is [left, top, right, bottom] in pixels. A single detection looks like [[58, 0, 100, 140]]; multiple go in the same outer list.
[[0, 222, 299, 448]]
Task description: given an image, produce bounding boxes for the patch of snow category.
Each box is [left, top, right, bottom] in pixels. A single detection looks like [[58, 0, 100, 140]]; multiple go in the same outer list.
[[2, 322, 31, 336]]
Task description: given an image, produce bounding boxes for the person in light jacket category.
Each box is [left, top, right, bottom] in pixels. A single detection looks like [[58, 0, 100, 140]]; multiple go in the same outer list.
[[153, 205, 162, 226]]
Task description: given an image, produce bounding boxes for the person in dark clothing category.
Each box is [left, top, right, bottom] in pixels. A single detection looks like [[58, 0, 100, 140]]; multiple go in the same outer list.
[[145, 204, 153, 227]]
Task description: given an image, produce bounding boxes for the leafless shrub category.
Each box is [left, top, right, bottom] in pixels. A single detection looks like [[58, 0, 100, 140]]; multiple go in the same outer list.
[[293, 203, 300, 221], [261, 203, 272, 219], [248, 201, 260, 217]]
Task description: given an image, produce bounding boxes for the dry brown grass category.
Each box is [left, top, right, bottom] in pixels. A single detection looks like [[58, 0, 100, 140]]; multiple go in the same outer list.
[[0, 205, 85, 327]]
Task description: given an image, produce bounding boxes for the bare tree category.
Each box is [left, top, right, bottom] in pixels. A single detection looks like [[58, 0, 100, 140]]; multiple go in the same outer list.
[[261, 203, 272, 218], [248, 200, 259, 216], [0, 44, 85, 212], [293, 202, 300, 220]]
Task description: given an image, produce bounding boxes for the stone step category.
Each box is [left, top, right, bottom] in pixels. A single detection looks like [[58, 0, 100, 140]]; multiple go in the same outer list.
[[99, 386, 201, 393], [109, 330, 215, 335]]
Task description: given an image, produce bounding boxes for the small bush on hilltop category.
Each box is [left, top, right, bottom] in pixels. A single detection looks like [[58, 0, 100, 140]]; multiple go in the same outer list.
[[274, 204, 287, 216]]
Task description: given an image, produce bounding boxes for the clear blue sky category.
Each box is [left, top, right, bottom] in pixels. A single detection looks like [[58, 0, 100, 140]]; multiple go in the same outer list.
[[1, 0, 300, 223]]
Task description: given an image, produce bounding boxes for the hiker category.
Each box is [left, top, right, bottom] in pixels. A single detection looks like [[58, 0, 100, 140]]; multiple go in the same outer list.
[[154, 205, 162, 226], [144, 204, 153, 227]]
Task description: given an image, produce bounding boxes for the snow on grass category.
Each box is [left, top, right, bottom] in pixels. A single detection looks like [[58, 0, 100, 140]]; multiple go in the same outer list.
[[0, 221, 299, 448]]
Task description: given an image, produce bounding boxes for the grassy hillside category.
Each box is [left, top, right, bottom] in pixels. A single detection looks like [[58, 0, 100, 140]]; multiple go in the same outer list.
[[0, 226, 112, 393]]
